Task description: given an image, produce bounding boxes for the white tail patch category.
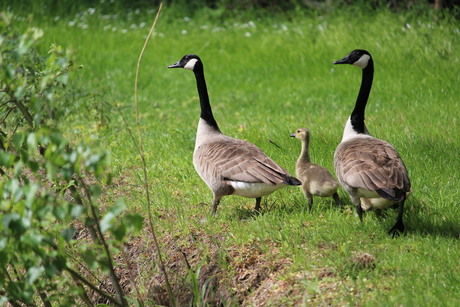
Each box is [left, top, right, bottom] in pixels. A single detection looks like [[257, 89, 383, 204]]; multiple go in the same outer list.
[[230, 181, 287, 198], [184, 58, 198, 70], [353, 54, 371, 69]]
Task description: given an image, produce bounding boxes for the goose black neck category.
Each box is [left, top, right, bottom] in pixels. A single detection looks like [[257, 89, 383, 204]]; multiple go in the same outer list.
[[351, 59, 374, 134], [193, 63, 220, 131]]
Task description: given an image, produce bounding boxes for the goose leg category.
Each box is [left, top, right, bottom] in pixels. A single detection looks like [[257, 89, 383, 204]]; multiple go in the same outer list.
[[350, 193, 363, 222], [388, 200, 405, 237], [308, 195, 313, 211], [212, 195, 222, 214], [356, 204, 364, 222], [332, 192, 341, 207], [254, 197, 262, 212]]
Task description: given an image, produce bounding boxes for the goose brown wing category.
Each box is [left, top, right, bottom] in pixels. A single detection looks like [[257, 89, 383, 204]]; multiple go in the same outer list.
[[199, 137, 295, 185], [335, 138, 410, 198]]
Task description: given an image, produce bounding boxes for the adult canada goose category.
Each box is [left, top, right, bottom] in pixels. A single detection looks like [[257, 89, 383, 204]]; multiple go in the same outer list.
[[168, 54, 301, 213], [290, 128, 341, 210], [333, 49, 411, 236]]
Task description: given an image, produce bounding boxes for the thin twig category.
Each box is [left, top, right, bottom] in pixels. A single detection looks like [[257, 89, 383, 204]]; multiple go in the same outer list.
[[0, 107, 15, 126], [68, 273, 94, 307], [65, 267, 121, 306], [78, 177, 128, 307], [268, 139, 282, 149], [133, 3, 176, 306], [38, 292, 52, 307], [121, 246, 145, 307], [12, 98, 34, 128]]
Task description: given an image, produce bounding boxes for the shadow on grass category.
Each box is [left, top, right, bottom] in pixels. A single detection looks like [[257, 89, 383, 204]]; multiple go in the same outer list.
[[231, 197, 346, 220], [408, 218, 460, 239]]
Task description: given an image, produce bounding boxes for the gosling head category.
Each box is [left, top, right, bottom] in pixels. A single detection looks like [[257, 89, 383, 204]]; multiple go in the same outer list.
[[168, 54, 202, 71], [333, 49, 372, 69], [290, 127, 310, 141]]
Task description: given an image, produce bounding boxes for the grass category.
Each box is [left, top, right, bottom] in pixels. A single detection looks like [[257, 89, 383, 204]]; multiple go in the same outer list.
[[9, 3, 460, 306]]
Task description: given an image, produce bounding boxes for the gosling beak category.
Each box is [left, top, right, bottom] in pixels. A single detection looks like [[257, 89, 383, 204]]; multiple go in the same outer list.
[[290, 133, 296, 137]]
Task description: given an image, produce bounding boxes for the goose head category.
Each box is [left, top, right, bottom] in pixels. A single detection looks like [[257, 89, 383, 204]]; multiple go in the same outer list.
[[168, 54, 201, 71], [290, 127, 310, 141], [333, 49, 372, 69]]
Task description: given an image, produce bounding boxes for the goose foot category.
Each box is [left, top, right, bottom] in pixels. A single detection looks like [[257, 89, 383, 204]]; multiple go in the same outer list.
[[388, 201, 405, 237], [388, 220, 405, 237]]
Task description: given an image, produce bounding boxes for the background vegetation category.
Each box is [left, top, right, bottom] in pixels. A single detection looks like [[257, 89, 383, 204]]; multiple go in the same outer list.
[[1, 0, 459, 306]]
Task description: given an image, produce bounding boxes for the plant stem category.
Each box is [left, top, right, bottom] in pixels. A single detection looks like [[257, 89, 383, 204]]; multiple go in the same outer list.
[[65, 267, 122, 306], [12, 98, 34, 128], [79, 177, 128, 307], [133, 3, 176, 306]]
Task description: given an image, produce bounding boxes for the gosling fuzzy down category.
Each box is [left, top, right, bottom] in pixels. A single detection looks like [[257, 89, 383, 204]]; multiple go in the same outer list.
[[290, 128, 341, 210]]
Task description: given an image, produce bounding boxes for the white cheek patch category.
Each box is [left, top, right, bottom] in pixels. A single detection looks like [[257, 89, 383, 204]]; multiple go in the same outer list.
[[184, 58, 198, 70], [353, 54, 371, 69]]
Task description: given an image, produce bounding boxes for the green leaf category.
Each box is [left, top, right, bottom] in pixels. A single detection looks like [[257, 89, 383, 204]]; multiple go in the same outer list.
[[100, 212, 115, 233], [2, 213, 20, 229], [28, 266, 44, 284], [112, 223, 126, 241], [109, 199, 126, 216], [0, 151, 15, 168], [0, 238, 6, 250], [123, 214, 144, 233], [70, 205, 84, 218], [61, 226, 75, 242], [21, 232, 43, 246]]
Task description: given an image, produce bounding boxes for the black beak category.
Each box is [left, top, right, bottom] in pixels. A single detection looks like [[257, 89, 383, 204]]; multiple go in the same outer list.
[[168, 61, 182, 68], [290, 133, 296, 137], [333, 55, 350, 65]]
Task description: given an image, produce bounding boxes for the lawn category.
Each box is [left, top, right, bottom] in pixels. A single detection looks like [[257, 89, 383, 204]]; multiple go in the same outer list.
[[5, 2, 460, 306]]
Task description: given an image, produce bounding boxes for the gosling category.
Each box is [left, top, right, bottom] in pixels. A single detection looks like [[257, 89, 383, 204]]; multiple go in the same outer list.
[[290, 128, 341, 210]]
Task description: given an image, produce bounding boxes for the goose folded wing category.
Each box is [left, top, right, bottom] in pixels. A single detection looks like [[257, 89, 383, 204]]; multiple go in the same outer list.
[[209, 139, 291, 185], [337, 138, 410, 193]]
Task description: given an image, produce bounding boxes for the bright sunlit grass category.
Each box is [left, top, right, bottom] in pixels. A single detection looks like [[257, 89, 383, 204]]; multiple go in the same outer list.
[[13, 3, 460, 305]]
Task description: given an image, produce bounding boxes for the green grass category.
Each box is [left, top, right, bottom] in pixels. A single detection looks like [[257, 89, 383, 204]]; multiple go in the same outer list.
[[12, 4, 460, 306]]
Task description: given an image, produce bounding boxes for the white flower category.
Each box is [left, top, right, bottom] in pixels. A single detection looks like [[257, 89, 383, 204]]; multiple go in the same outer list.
[[121, 29, 128, 33], [139, 22, 146, 28], [183, 16, 190, 22], [68, 21, 76, 27], [181, 29, 188, 35], [245, 32, 251, 37], [130, 24, 137, 29], [88, 8, 96, 15]]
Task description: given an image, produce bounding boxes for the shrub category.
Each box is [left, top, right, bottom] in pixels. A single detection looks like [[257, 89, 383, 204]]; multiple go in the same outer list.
[[0, 12, 142, 306]]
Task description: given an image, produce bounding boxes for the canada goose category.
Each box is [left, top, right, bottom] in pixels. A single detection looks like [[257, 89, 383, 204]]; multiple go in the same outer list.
[[290, 128, 341, 210], [333, 49, 411, 236], [168, 54, 301, 213]]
